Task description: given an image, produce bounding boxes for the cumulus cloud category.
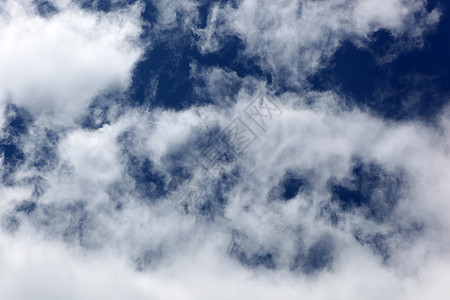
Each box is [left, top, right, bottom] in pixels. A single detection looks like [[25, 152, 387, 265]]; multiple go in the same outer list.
[[2, 89, 449, 298], [0, 0, 144, 125]]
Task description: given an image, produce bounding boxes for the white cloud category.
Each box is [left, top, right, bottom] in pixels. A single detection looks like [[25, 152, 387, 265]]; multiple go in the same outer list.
[[4, 89, 449, 299], [0, 0, 144, 125], [194, 0, 440, 86], [0, 1, 449, 299]]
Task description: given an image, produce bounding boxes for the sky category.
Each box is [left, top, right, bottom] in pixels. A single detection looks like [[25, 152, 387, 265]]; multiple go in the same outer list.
[[0, 0, 449, 299]]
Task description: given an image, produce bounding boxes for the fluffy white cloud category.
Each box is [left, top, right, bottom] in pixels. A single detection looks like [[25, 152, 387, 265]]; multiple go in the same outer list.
[[0, 0, 144, 125], [2, 88, 449, 299]]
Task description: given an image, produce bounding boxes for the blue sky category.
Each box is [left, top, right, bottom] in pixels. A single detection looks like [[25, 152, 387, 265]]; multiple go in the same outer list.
[[0, 0, 450, 299]]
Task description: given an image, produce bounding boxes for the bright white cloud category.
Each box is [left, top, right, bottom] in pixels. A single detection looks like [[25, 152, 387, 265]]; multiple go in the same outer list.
[[0, 0, 144, 125], [2, 89, 450, 299]]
